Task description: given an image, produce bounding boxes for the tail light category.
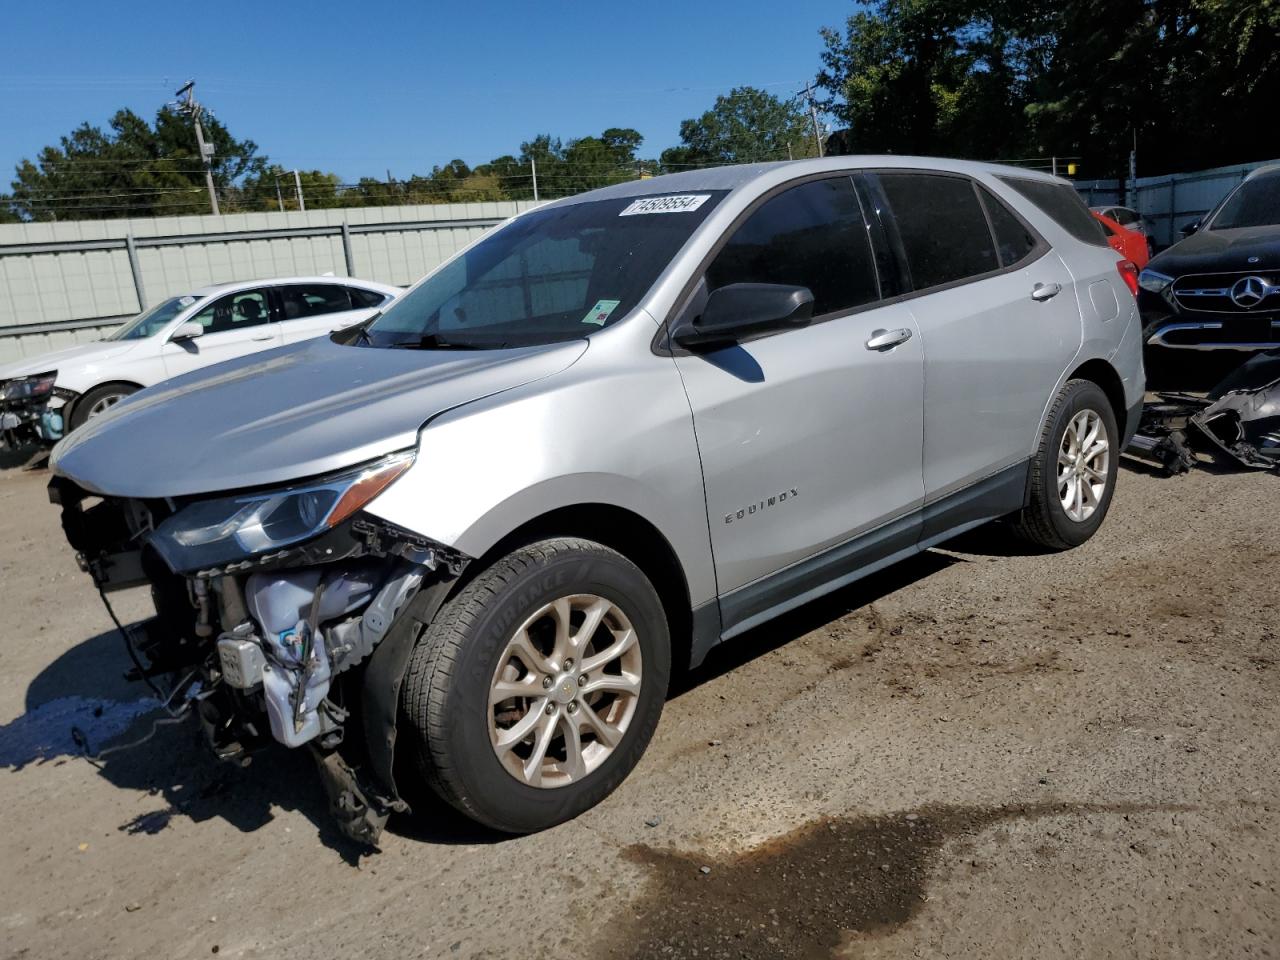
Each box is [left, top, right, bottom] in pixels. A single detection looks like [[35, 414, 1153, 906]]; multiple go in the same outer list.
[[1116, 260, 1139, 297]]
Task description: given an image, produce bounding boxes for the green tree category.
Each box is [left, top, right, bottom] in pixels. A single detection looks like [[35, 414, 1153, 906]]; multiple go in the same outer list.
[[817, 0, 1280, 178], [660, 87, 818, 169], [9, 107, 268, 220]]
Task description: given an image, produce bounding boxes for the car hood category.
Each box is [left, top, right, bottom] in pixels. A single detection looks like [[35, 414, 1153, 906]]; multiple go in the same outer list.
[[0, 339, 137, 383], [51, 335, 588, 498], [1150, 224, 1280, 276]]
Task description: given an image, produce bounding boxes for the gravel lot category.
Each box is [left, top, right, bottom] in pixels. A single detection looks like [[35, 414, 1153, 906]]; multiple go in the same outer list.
[[1, 450, 1276, 960]]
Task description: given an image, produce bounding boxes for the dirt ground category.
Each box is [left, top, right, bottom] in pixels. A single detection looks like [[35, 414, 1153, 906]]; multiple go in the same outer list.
[[0, 449, 1276, 960]]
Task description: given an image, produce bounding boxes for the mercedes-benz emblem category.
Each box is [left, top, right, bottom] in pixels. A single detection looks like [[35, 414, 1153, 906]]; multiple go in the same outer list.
[[1230, 275, 1267, 309]]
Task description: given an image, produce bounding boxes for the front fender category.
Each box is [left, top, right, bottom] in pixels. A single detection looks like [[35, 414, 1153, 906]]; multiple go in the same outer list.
[[363, 354, 716, 608]]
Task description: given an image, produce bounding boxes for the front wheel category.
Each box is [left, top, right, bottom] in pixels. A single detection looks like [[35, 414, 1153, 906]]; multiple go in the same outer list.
[[69, 383, 138, 431], [401, 538, 671, 833], [1012, 379, 1119, 550]]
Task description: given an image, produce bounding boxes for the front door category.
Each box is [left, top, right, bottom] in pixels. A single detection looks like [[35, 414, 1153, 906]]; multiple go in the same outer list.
[[672, 176, 926, 625], [160, 287, 281, 378]]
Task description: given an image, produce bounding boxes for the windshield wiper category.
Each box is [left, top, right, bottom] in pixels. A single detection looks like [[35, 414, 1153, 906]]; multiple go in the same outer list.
[[388, 333, 502, 350]]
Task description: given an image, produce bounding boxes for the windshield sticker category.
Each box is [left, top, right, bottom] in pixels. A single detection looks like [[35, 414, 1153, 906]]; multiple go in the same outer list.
[[178, 295, 195, 306], [619, 194, 711, 216], [582, 299, 621, 326]]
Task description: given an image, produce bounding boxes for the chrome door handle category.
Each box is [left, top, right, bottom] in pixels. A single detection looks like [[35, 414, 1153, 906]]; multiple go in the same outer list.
[[865, 327, 913, 351], [1031, 282, 1062, 301]]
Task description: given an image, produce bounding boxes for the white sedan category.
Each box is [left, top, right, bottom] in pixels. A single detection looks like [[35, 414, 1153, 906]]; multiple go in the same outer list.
[[0, 276, 400, 441]]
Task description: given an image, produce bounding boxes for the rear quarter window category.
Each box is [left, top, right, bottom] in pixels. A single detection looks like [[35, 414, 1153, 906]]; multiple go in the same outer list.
[[998, 176, 1109, 247]]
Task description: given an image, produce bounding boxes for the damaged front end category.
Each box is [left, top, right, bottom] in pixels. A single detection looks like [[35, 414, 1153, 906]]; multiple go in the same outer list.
[[49, 450, 468, 846], [1126, 350, 1280, 475]]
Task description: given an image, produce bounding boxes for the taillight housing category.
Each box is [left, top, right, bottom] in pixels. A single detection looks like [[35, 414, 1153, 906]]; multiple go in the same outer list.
[[1116, 260, 1139, 297]]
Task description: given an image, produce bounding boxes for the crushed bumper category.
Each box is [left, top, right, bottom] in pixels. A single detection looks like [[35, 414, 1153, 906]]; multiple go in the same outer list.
[[1125, 349, 1280, 474], [49, 476, 470, 846]]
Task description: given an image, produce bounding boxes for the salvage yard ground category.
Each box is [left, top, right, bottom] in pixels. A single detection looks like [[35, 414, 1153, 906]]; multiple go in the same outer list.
[[0, 452, 1276, 959]]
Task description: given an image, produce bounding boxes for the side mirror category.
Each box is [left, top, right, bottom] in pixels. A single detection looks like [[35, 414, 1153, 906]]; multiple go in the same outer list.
[[673, 283, 815, 347], [1179, 219, 1200, 238], [170, 322, 205, 343]]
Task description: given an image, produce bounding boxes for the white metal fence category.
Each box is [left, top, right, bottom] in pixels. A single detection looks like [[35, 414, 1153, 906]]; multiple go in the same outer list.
[[0, 200, 538, 363], [1073, 158, 1276, 246]]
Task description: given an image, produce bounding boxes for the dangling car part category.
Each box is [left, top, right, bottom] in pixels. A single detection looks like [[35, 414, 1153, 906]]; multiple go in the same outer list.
[[47, 157, 1143, 842], [1125, 350, 1280, 474], [50, 454, 470, 845]]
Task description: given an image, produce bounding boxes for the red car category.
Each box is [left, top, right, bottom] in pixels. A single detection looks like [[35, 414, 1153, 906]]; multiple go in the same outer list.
[[1091, 211, 1149, 268]]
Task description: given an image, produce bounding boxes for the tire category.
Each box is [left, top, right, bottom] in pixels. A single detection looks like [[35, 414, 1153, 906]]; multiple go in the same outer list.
[[401, 538, 671, 833], [69, 383, 138, 431], [1011, 379, 1119, 550]]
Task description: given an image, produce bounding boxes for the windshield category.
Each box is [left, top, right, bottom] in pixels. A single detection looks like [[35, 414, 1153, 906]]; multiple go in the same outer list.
[[105, 295, 201, 341], [1209, 174, 1280, 230], [360, 191, 726, 349]]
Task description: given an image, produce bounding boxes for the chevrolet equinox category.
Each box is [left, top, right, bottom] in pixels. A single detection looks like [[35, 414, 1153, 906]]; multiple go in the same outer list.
[[48, 157, 1145, 842]]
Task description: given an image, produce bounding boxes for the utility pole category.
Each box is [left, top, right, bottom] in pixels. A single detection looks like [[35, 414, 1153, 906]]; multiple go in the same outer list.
[[274, 175, 285, 212], [174, 80, 219, 216], [530, 156, 539, 202], [293, 169, 306, 212], [802, 81, 825, 158]]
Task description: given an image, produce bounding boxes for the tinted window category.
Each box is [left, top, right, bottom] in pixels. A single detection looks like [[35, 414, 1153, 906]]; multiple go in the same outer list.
[[998, 176, 1109, 246], [979, 186, 1039, 267], [1113, 207, 1138, 225], [876, 173, 998, 289], [188, 290, 269, 335], [348, 286, 389, 309], [705, 177, 878, 316], [280, 284, 352, 320], [366, 192, 726, 349], [1209, 174, 1280, 230]]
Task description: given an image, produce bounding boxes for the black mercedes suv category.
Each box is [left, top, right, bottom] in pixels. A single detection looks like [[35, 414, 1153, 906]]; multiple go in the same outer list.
[[1138, 163, 1280, 353]]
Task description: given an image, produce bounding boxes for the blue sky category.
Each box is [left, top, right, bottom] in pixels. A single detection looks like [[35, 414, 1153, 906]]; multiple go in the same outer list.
[[0, 0, 853, 183]]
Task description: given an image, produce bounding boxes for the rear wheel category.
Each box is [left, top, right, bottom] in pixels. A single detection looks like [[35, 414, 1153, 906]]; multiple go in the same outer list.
[[69, 383, 138, 431], [1012, 379, 1118, 550], [401, 538, 670, 833]]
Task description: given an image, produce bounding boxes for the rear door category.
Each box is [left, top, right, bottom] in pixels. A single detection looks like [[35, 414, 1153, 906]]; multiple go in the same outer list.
[[866, 171, 1080, 507], [276, 283, 381, 344], [672, 175, 926, 611], [159, 287, 281, 378]]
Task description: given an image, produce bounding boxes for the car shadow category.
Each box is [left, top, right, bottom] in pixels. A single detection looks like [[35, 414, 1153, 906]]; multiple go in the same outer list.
[[674, 548, 963, 696], [6, 623, 504, 864], [0, 444, 48, 472], [11, 527, 1029, 858]]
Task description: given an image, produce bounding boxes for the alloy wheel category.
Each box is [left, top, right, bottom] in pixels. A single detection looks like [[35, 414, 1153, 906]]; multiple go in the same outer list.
[[488, 594, 641, 789], [1057, 408, 1110, 522], [87, 393, 126, 418]]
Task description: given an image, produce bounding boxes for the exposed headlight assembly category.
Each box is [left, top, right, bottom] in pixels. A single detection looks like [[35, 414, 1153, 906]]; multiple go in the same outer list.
[[149, 451, 415, 572], [4, 372, 56, 401], [1137, 269, 1173, 294]]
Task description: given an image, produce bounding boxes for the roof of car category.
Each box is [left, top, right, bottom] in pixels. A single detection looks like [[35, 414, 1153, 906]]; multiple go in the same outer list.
[[545, 155, 1068, 209], [187, 276, 399, 297], [1246, 163, 1280, 181]]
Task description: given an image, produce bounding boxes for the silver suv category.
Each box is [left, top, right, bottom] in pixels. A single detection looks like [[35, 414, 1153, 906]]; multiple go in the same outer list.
[[49, 157, 1145, 843]]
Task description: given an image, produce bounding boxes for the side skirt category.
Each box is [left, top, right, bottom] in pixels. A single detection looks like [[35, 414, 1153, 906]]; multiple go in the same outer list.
[[712, 460, 1030, 644]]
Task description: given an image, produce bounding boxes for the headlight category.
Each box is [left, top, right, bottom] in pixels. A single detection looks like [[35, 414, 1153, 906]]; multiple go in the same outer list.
[[1138, 269, 1173, 294], [3, 372, 57, 400], [148, 451, 415, 572]]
